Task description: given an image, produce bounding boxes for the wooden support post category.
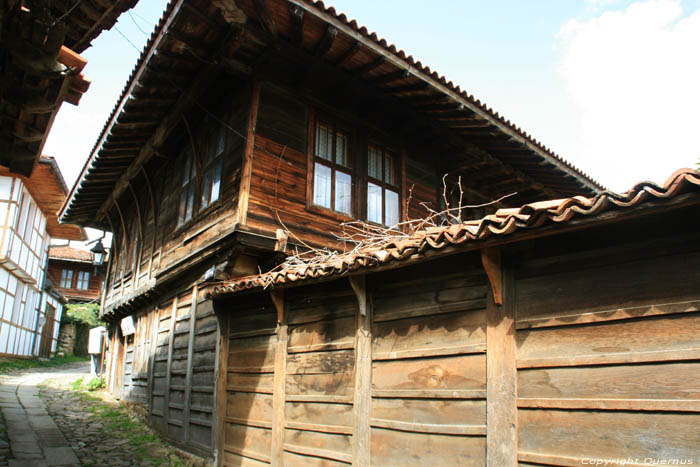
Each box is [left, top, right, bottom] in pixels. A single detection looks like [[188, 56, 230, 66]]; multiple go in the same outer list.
[[481, 247, 503, 305], [484, 249, 517, 466], [270, 290, 287, 466], [163, 296, 178, 430], [349, 275, 371, 466], [183, 287, 198, 443], [237, 80, 260, 226], [147, 305, 160, 424], [215, 307, 229, 466]]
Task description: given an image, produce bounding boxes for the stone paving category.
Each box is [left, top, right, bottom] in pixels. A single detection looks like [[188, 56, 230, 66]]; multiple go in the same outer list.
[[0, 364, 85, 467]]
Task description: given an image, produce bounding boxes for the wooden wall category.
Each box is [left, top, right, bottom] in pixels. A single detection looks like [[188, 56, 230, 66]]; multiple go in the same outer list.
[[217, 254, 489, 466], [514, 242, 700, 466], [115, 286, 219, 457], [47, 260, 102, 302]]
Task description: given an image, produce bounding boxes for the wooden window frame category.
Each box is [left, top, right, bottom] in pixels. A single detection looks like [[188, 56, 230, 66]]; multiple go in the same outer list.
[[76, 270, 90, 291], [309, 118, 355, 217], [59, 269, 74, 289], [366, 143, 401, 227]]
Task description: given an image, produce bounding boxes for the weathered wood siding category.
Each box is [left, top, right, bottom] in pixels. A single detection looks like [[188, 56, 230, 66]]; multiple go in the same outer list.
[[515, 244, 700, 466]]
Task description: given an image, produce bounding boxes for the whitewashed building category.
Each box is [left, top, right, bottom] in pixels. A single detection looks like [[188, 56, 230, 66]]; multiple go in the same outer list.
[[0, 157, 85, 357]]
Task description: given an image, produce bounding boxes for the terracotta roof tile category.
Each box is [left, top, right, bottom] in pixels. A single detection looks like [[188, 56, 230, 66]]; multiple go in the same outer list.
[[49, 246, 93, 263], [210, 169, 700, 298]]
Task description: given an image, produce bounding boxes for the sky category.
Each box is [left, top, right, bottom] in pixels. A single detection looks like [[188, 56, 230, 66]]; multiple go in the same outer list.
[[44, 0, 700, 243]]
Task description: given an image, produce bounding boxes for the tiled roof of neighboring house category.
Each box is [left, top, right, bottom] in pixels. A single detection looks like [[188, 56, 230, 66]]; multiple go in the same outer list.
[[49, 246, 93, 263], [210, 168, 700, 297]]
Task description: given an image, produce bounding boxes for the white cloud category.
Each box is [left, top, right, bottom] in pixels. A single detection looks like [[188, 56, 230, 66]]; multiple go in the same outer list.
[[557, 0, 700, 191]]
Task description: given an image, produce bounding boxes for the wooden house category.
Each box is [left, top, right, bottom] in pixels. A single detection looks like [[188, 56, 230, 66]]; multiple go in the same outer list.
[[48, 245, 104, 304], [56, 1, 700, 464], [0, 157, 85, 358]]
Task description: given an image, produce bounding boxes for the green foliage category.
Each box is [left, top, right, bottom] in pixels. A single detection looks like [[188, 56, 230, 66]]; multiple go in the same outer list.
[[70, 377, 84, 390], [86, 376, 105, 391], [66, 303, 104, 327], [0, 355, 89, 374]]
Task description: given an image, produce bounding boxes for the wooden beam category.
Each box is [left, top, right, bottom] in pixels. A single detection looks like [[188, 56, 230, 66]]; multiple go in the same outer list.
[[182, 286, 198, 443], [289, 4, 305, 46], [270, 290, 287, 466], [315, 24, 338, 57], [481, 247, 503, 305], [146, 305, 159, 425], [237, 80, 261, 225], [252, 0, 277, 36], [163, 296, 178, 428], [215, 305, 229, 466], [354, 56, 385, 75], [349, 275, 371, 466], [485, 261, 516, 467], [335, 41, 360, 67]]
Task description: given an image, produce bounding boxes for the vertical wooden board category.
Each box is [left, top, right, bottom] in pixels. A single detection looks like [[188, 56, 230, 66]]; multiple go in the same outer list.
[[371, 398, 485, 427], [372, 308, 486, 358], [370, 428, 485, 466], [516, 251, 700, 323], [518, 362, 700, 403], [224, 423, 271, 459], [226, 392, 274, 423], [517, 313, 700, 366], [285, 402, 353, 428], [372, 354, 485, 392], [284, 429, 352, 458], [518, 409, 700, 464]]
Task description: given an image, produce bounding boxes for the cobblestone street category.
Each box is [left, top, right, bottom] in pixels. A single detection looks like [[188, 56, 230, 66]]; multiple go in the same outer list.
[[0, 363, 209, 466]]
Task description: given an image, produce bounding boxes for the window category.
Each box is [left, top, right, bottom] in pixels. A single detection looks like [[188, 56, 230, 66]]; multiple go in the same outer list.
[[59, 269, 73, 289], [76, 271, 90, 290], [178, 148, 197, 226], [201, 126, 224, 210], [367, 144, 400, 227], [313, 121, 352, 215], [177, 125, 225, 227]]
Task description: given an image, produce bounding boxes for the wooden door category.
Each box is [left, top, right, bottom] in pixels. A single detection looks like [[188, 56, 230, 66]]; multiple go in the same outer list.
[[39, 304, 56, 357]]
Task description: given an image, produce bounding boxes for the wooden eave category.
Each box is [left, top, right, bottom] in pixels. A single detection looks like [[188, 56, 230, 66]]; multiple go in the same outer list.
[[60, 0, 604, 229]]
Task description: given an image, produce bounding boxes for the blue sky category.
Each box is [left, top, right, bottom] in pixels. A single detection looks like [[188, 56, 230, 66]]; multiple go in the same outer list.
[[45, 0, 700, 207]]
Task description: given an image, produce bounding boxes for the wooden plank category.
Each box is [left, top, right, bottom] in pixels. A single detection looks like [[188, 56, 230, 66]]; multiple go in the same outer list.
[[284, 442, 352, 464], [147, 307, 159, 424], [370, 427, 486, 467], [518, 362, 700, 412], [486, 261, 516, 467], [163, 297, 178, 428], [216, 311, 230, 465], [372, 354, 485, 393], [182, 287, 198, 443], [517, 313, 700, 368], [372, 308, 486, 359], [285, 394, 354, 404], [287, 316, 355, 354], [371, 398, 485, 429], [224, 418, 272, 462], [518, 409, 700, 464], [271, 290, 287, 466], [349, 275, 370, 467], [369, 418, 486, 436], [226, 392, 274, 423], [238, 80, 261, 225], [283, 450, 350, 466], [284, 421, 352, 435]]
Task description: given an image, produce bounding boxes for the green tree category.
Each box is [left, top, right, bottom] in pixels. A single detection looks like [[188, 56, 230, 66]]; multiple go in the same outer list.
[[65, 303, 104, 327]]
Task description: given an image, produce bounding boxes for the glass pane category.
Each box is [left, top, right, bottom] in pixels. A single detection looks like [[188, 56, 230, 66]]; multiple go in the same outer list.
[[315, 123, 332, 161], [367, 182, 382, 224], [385, 189, 399, 227], [185, 185, 195, 222], [335, 171, 352, 215], [178, 190, 187, 225], [201, 171, 212, 209], [368, 146, 381, 180], [313, 163, 332, 209], [210, 160, 222, 204], [384, 153, 395, 185], [336, 130, 349, 167], [182, 151, 191, 186]]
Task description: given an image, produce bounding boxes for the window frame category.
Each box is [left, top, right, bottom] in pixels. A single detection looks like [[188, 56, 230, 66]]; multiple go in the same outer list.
[[76, 270, 90, 290], [59, 269, 74, 289], [309, 118, 355, 217], [366, 143, 401, 227]]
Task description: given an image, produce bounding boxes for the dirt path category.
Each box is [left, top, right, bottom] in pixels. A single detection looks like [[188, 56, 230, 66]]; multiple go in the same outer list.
[[0, 363, 210, 466]]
